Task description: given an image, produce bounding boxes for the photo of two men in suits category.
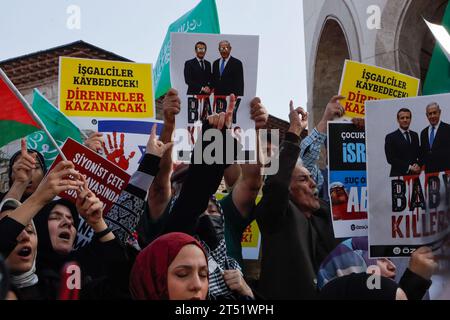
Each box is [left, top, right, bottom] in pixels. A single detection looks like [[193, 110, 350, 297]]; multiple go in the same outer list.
[[384, 103, 450, 177], [184, 40, 244, 97]]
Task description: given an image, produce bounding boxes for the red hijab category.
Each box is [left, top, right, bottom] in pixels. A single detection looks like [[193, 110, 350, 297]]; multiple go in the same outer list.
[[130, 232, 208, 300]]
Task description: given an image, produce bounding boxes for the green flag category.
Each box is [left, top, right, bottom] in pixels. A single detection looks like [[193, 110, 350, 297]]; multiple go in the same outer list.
[[423, 2, 450, 95], [26, 89, 82, 167], [153, 0, 220, 99]]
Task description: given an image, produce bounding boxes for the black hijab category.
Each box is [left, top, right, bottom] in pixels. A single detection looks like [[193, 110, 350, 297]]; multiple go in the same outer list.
[[195, 195, 225, 250], [319, 272, 399, 300], [0, 254, 10, 300], [8, 149, 47, 186], [33, 198, 80, 273], [7, 149, 47, 203]]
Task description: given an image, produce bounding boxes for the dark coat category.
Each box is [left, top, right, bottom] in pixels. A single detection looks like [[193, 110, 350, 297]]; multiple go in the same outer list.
[[255, 133, 338, 300], [384, 129, 420, 177], [184, 58, 212, 95], [420, 121, 450, 173], [212, 56, 244, 96]]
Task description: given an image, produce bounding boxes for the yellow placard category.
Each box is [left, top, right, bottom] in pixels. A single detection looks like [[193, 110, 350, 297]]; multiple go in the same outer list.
[[59, 57, 154, 118], [240, 220, 260, 247], [215, 193, 261, 249], [338, 60, 420, 118]]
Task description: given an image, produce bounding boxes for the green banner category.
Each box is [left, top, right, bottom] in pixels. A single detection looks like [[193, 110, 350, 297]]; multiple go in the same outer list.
[[423, 2, 450, 95], [26, 89, 82, 167], [153, 0, 220, 99]]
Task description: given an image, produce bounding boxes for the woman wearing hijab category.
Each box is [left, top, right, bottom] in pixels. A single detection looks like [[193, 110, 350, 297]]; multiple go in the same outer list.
[[0, 198, 40, 299], [317, 237, 437, 300], [0, 161, 82, 298], [130, 232, 209, 300], [320, 272, 408, 300], [0, 139, 47, 205], [0, 126, 172, 299], [161, 101, 255, 300]]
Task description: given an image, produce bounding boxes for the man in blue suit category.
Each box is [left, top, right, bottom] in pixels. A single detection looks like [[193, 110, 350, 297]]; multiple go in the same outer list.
[[419, 102, 450, 173], [385, 108, 421, 177], [212, 40, 244, 97]]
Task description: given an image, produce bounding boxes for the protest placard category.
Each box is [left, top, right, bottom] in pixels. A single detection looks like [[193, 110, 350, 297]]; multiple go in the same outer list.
[[48, 138, 132, 249], [59, 57, 154, 119], [170, 32, 259, 163], [328, 122, 368, 238], [339, 60, 420, 119], [366, 94, 450, 257], [58, 57, 159, 175], [215, 193, 261, 260], [48, 138, 130, 214]]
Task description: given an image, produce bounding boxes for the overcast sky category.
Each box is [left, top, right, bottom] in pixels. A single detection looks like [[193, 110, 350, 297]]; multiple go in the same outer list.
[[0, 0, 306, 121]]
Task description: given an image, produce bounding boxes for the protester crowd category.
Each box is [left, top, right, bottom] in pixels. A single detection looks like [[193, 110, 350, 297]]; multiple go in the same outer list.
[[0, 87, 446, 301]]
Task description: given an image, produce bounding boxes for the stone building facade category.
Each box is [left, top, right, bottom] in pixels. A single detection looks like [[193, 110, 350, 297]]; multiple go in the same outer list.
[[304, 0, 449, 127]]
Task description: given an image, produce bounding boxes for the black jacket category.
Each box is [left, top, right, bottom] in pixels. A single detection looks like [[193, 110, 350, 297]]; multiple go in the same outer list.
[[385, 129, 420, 177], [184, 58, 212, 95], [420, 121, 450, 173], [212, 56, 244, 96], [255, 132, 338, 300], [0, 216, 130, 300]]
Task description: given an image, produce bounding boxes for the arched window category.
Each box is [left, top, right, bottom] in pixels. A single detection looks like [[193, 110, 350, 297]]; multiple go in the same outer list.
[[312, 19, 350, 126]]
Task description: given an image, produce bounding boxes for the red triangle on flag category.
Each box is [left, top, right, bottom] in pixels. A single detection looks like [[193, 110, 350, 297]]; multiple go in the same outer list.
[[0, 72, 39, 127]]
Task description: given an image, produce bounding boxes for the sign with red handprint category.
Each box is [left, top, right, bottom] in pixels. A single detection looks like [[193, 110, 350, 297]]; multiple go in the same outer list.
[[102, 132, 136, 170], [48, 138, 130, 215]]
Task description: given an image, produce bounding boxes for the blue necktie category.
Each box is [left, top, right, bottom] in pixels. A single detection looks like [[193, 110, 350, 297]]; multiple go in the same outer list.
[[220, 59, 225, 76], [430, 126, 436, 148]]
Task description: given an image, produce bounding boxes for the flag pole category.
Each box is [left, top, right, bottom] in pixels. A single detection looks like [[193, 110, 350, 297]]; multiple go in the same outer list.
[[34, 88, 89, 140], [0, 68, 68, 161]]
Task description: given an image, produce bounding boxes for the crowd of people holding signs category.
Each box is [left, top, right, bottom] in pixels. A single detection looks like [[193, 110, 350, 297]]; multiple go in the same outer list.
[[0, 29, 450, 301]]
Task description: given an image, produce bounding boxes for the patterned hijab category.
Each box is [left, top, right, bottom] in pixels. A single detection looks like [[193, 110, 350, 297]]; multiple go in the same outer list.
[[317, 237, 378, 290]]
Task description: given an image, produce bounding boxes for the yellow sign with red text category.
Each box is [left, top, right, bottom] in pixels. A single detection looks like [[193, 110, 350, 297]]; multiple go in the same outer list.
[[59, 57, 154, 118], [338, 60, 420, 119]]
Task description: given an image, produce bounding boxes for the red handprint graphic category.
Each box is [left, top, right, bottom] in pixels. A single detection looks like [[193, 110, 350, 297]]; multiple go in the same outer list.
[[102, 132, 135, 170]]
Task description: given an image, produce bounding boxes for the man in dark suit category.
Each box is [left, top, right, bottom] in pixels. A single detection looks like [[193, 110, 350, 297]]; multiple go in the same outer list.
[[419, 102, 450, 173], [184, 41, 212, 95], [385, 108, 421, 177], [212, 40, 244, 96]]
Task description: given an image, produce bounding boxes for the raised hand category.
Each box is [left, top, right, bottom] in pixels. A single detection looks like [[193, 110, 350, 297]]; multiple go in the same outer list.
[[288, 100, 308, 136], [250, 97, 269, 130], [409, 247, 438, 280], [12, 138, 36, 184], [84, 132, 104, 153], [76, 175, 104, 231], [163, 88, 181, 126], [223, 270, 254, 298], [207, 94, 236, 130], [324, 95, 346, 120], [146, 124, 173, 157], [317, 95, 345, 133], [33, 161, 82, 205]]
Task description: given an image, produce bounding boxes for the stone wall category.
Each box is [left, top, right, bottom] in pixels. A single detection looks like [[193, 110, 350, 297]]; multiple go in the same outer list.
[[305, 0, 448, 127]]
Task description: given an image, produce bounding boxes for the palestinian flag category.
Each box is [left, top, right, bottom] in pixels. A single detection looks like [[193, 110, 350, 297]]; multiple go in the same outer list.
[[423, 2, 450, 95], [0, 68, 40, 147]]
